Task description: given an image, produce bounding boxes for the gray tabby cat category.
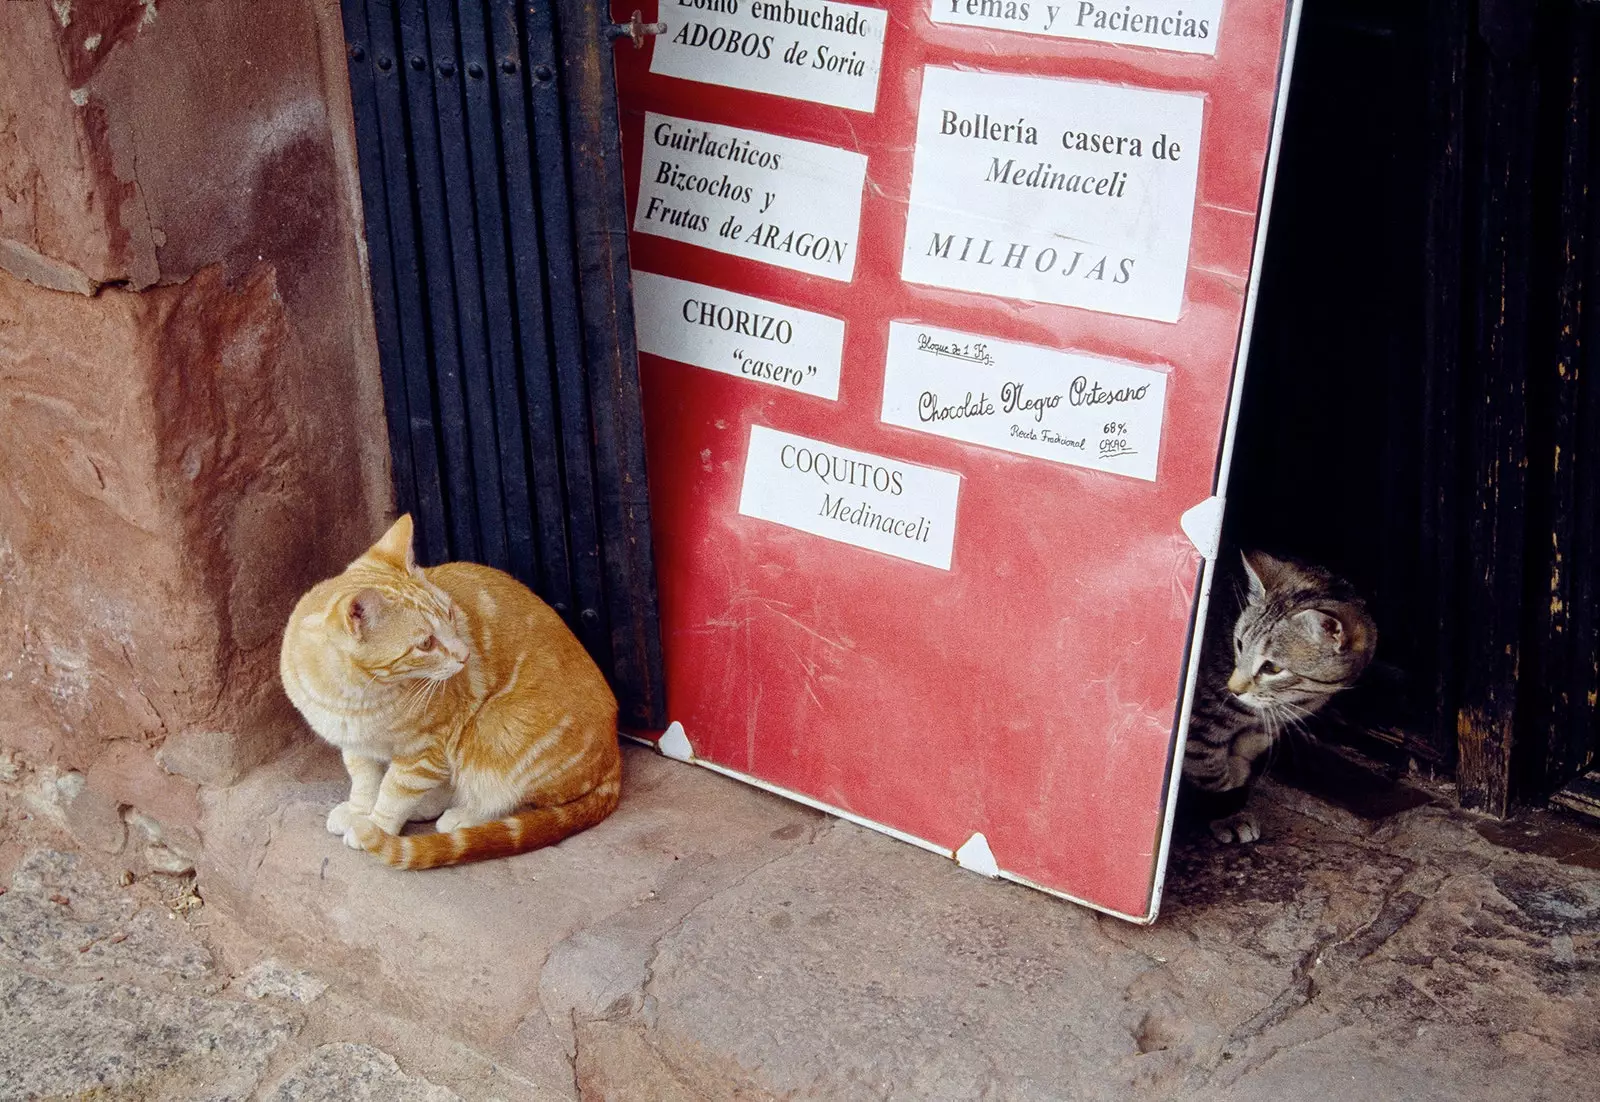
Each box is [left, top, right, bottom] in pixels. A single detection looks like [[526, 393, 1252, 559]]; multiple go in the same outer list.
[[1182, 550, 1378, 843]]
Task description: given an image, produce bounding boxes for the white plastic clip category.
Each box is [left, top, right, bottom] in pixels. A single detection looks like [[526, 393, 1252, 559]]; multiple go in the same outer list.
[[955, 832, 999, 877], [1179, 495, 1226, 561], [657, 720, 694, 762]]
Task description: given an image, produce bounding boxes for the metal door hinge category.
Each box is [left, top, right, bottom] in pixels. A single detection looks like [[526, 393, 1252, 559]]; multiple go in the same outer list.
[[608, 11, 666, 48]]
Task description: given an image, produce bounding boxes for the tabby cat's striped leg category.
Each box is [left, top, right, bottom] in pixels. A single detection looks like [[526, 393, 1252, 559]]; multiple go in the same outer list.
[[327, 752, 385, 835], [1210, 810, 1260, 844], [361, 749, 451, 839]]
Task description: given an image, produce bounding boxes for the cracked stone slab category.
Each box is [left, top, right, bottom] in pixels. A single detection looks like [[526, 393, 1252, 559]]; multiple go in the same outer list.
[[199, 745, 826, 1042], [1187, 810, 1600, 1101], [189, 736, 1600, 1101], [0, 849, 212, 979], [0, 965, 296, 1102], [619, 824, 1167, 1100], [561, 800, 1600, 1102], [264, 1043, 463, 1102], [574, 1018, 779, 1102], [536, 820, 829, 1061], [240, 958, 329, 1003]]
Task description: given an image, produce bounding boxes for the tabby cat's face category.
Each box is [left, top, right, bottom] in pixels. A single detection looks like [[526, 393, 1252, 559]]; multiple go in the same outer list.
[[1226, 552, 1376, 714], [322, 516, 469, 684]]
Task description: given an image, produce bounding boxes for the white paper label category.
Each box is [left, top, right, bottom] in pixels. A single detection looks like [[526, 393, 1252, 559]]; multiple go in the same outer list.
[[633, 271, 845, 399], [900, 67, 1205, 322], [928, 1, 1223, 56], [636, 112, 868, 281], [650, 0, 889, 113], [880, 322, 1168, 481], [738, 425, 961, 569]]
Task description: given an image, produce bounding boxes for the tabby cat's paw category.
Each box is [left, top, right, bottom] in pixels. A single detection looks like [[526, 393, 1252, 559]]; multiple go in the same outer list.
[[326, 801, 370, 835], [1209, 811, 1261, 844]]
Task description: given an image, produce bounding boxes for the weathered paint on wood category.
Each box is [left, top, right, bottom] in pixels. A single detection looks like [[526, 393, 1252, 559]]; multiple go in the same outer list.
[[1454, 1, 1539, 817], [1530, 5, 1600, 794]]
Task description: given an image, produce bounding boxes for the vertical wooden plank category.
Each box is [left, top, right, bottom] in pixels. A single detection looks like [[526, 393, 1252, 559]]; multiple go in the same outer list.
[[1529, 6, 1596, 792], [339, 0, 416, 522], [1420, 0, 1469, 769], [524, 0, 613, 667], [362, 0, 450, 565], [490, 0, 575, 612], [1456, 2, 1539, 816], [1559, 7, 1600, 787], [452, 0, 534, 581], [550, 0, 665, 728], [1577, 11, 1600, 784], [424, 0, 509, 571], [397, 0, 480, 562]]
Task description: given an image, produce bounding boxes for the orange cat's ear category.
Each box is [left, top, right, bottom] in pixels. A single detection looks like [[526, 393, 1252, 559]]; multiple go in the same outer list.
[[343, 588, 384, 640], [366, 514, 417, 573]]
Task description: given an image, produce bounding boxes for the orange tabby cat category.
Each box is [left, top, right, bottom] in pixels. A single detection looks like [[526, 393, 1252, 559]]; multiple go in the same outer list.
[[279, 514, 621, 869]]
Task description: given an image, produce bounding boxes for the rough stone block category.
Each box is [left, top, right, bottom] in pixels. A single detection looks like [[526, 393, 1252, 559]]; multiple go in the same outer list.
[[0, 0, 390, 841], [264, 1044, 462, 1102], [0, 968, 295, 1101], [158, 724, 293, 789], [61, 780, 127, 855], [87, 741, 200, 832], [0, 849, 213, 980], [0, 259, 377, 830], [0, 0, 137, 287], [0, 239, 96, 295]]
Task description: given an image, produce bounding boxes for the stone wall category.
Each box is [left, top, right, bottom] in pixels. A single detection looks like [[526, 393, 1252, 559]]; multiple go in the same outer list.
[[0, 0, 391, 854]]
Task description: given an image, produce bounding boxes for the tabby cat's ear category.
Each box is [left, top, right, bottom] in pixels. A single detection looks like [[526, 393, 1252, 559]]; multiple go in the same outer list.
[[1241, 550, 1269, 599], [367, 514, 417, 573], [343, 588, 385, 640], [1295, 608, 1348, 652], [1241, 550, 1293, 599]]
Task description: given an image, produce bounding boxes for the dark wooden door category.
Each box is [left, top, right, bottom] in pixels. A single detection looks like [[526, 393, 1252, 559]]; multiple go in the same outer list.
[[337, 0, 665, 729], [1230, 0, 1600, 814]]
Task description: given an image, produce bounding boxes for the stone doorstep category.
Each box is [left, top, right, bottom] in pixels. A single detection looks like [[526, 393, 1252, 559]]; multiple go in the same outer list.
[[1259, 738, 1600, 875], [1259, 734, 1442, 836], [195, 742, 832, 1091], [1475, 807, 1600, 872], [6, 737, 1596, 1101]]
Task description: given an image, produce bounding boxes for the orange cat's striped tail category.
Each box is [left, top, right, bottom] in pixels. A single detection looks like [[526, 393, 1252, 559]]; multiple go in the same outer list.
[[349, 777, 620, 870]]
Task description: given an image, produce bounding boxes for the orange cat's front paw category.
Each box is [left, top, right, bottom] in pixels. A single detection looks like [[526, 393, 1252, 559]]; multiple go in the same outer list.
[[343, 816, 387, 852], [341, 812, 388, 850], [326, 801, 369, 835]]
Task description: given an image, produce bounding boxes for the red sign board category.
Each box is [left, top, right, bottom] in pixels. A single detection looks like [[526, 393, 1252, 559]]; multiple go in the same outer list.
[[613, 0, 1300, 920]]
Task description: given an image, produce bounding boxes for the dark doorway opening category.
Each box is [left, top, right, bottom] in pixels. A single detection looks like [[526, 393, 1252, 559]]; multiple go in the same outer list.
[[1230, 0, 1600, 814]]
